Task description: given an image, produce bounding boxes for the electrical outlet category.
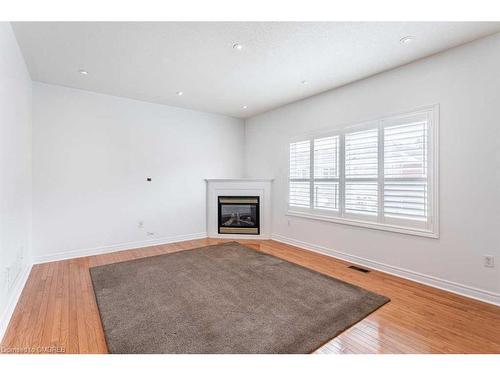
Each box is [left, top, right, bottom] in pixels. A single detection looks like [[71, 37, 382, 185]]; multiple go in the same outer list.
[[138, 221, 144, 229], [484, 255, 495, 268]]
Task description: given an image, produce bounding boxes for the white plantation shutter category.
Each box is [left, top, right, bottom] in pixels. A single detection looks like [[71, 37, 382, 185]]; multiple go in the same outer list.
[[384, 181, 427, 219], [288, 107, 436, 236], [345, 128, 378, 178], [289, 181, 310, 207], [345, 128, 378, 216], [345, 182, 378, 215], [313, 136, 339, 210], [289, 140, 311, 208], [384, 118, 428, 221]]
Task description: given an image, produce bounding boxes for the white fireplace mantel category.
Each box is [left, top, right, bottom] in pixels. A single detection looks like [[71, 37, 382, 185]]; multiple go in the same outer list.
[[205, 179, 273, 239]]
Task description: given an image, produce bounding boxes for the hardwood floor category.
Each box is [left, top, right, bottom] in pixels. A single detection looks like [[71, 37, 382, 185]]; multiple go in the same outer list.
[[2, 238, 500, 354]]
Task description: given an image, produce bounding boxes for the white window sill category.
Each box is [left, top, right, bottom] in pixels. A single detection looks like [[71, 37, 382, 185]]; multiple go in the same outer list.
[[286, 209, 439, 238]]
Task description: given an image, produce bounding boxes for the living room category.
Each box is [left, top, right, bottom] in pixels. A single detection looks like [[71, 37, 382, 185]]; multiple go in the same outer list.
[[0, 0, 499, 373]]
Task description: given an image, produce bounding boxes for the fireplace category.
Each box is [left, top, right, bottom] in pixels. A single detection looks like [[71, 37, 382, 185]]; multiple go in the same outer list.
[[218, 196, 260, 235]]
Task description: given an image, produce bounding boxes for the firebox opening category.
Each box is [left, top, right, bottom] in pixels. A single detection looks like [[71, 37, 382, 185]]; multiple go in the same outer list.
[[218, 196, 260, 235]]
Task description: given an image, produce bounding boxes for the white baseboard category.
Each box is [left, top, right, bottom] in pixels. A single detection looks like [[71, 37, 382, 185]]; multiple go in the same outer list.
[[271, 233, 500, 307], [33, 232, 208, 264], [0, 262, 33, 343]]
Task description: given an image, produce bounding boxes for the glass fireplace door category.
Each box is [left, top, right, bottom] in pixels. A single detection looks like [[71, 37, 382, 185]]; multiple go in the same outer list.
[[218, 196, 260, 235]]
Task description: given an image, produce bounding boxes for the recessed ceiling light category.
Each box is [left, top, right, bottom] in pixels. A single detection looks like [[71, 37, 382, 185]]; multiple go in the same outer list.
[[301, 80, 308, 85], [242, 105, 248, 109], [176, 91, 184, 96], [232, 43, 243, 50], [400, 36, 415, 44], [78, 69, 88, 75]]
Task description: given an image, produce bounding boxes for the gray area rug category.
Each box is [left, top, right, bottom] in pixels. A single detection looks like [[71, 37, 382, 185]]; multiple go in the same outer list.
[[90, 242, 389, 353]]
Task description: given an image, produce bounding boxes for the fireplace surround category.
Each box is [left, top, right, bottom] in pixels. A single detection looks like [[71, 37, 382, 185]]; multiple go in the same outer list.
[[205, 179, 273, 239]]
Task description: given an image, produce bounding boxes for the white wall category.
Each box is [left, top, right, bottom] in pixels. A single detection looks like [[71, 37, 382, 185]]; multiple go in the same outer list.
[[245, 33, 500, 303], [33, 83, 244, 261], [0, 23, 32, 333]]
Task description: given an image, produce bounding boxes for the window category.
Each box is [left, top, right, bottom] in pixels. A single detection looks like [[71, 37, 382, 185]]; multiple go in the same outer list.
[[383, 115, 428, 223], [288, 106, 438, 237], [289, 140, 311, 208], [313, 136, 339, 211], [344, 128, 378, 216]]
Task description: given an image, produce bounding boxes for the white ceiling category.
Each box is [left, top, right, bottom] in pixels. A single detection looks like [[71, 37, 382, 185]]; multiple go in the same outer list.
[[12, 22, 500, 118]]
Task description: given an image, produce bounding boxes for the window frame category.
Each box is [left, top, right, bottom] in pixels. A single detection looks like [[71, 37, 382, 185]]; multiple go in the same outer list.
[[343, 121, 380, 222], [288, 139, 312, 209], [312, 135, 340, 212], [287, 105, 439, 238]]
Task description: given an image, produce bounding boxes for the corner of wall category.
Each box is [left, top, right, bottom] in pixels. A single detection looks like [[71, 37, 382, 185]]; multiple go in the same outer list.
[[0, 22, 35, 344], [242, 118, 249, 178]]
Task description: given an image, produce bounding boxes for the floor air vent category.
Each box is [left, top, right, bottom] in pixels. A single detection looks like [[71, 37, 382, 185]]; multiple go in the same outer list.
[[348, 265, 370, 273]]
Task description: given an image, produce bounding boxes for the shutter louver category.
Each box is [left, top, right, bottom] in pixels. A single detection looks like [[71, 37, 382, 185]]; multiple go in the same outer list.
[[314, 136, 339, 178], [345, 128, 378, 178], [345, 129, 378, 215], [384, 181, 427, 220], [313, 136, 339, 210], [289, 181, 310, 207], [345, 182, 378, 215], [384, 121, 428, 221], [289, 140, 311, 208]]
